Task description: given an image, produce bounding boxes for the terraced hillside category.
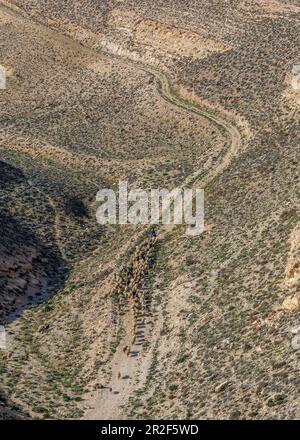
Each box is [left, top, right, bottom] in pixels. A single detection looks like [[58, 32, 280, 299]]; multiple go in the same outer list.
[[0, 0, 299, 420]]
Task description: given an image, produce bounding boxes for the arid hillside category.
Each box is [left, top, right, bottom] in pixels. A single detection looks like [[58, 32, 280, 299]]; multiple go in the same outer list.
[[0, 0, 299, 420]]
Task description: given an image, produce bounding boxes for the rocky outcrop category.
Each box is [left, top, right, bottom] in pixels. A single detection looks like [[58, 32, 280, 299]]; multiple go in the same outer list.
[[0, 245, 46, 322], [286, 223, 300, 286], [0, 390, 25, 420]]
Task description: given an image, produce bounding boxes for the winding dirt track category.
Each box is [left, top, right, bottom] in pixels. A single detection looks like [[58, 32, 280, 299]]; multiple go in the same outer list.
[[0, 1, 242, 419]]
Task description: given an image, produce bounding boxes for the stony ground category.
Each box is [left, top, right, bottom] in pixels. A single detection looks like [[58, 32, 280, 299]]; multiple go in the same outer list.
[[0, 0, 299, 420]]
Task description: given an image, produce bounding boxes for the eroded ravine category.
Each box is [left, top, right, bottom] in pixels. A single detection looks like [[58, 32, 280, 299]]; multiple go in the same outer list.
[[0, 1, 243, 419]]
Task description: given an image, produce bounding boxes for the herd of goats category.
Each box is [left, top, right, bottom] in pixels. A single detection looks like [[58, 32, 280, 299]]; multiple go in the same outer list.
[[111, 230, 158, 363]]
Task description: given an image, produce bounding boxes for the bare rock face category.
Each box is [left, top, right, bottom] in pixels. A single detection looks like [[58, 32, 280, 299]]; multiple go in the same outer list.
[[282, 292, 300, 312], [291, 327, 300, 351], [106, 8, 230, 64], [0, 390, 24, 420], [0, 161, 66, 323], [1, 0, 299, 422]]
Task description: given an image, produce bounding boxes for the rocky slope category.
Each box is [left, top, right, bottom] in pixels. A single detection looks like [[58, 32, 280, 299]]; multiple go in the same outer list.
[[0, 0, 299, 420]]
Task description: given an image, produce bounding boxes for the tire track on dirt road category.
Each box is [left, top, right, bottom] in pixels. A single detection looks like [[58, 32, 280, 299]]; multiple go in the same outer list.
[[0, 1, 243, 420]]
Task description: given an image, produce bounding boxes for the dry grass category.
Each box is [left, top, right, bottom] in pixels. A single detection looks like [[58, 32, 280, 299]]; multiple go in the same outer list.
[[0, 0, 299, 420]]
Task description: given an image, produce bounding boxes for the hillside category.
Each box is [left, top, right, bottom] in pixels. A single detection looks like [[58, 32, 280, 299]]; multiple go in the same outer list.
[[0, 0, 299, 420]]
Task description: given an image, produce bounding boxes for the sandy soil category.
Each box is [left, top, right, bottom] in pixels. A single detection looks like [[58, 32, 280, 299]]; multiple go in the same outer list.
[[0, 1, 242, 420]]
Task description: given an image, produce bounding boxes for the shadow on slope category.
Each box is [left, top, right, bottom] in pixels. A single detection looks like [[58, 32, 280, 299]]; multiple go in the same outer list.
[[0, 160, 69, 324]]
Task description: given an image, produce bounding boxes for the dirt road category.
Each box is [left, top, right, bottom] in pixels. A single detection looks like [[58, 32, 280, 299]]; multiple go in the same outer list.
[[0, 0, 243, 420]]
